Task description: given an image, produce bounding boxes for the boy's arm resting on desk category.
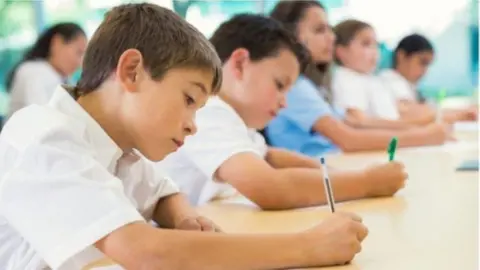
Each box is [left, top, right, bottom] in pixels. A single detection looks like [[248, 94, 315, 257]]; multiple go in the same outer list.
[[265, 147, 321, 169], [314, 115, 449, 152], [95, 212, 368, 270], [215, 152, 406, 210]]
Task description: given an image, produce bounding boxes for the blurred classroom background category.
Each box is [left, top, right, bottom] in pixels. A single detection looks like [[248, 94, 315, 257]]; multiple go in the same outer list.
[[0, 0, 478, 117]]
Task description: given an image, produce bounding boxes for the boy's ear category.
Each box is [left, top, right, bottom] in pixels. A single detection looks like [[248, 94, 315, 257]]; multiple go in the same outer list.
[[396, 49, 407, 63], [117, 49, 143, 92], [335, 45, 347, 64], [229, 48, 250, 80]]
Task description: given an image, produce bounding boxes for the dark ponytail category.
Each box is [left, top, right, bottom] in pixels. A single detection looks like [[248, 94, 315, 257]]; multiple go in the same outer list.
[[5, 22, 85, 91]]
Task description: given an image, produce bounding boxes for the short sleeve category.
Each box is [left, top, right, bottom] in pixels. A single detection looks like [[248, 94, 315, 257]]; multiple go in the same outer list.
[[181, 102, 262, 179], [125, 158, 179, 220], [332, 69, 369, 111], [280, 77, 334, 132], [0, 137, 144, 269]]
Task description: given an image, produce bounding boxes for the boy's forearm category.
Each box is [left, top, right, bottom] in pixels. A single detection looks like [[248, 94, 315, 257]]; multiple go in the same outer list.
[[266, 147, 321, 169], [150, 229, 307, 270], [97, 222, 310, 270], [243, 168, 369, 210], [153, 193, 196, 228]]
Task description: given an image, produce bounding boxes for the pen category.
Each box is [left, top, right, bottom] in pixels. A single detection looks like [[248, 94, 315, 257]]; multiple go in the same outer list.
[[388, 136, 398, 161], [436, 89, 447, 122], [320, 157, 335, 213]]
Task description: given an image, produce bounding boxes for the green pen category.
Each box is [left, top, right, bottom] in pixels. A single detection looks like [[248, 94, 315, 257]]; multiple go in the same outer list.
[[437, 88, 447, 103], [436, 89, 447, 122], [388, 137, 398, 161]]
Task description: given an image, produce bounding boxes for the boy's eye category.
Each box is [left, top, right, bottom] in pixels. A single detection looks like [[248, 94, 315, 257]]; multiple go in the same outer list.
[[315, 25, 327, 33], [184, 94, 195, 106], [274, 79, 285, 91]]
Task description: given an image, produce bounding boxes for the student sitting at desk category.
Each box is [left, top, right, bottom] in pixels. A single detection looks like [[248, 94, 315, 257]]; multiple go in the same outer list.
[[0, 4, 368, 269], [157, 13, 407, 211], [5, 22, 87, 120], [265, 0, 450, 157], [379, 33, 477, 123]]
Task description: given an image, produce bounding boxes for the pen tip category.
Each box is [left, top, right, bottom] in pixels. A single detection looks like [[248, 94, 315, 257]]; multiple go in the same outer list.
[[320, 157, 325, 164]]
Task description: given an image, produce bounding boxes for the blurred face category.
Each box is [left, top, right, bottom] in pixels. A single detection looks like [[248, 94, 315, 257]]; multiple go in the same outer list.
[[116, 50, 212, 161], [227, 48, 300, 129], [296, 6, 335, 63], [51, 34, 87, 76], [336, 27, 378, 73], [396, 50, 434, 83]]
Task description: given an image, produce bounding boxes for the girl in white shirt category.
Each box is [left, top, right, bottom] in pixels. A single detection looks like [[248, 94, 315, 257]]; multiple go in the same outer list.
[[379, 34, 477, 122], [332, 20, 438, 129], [5, 22, 87, 119]]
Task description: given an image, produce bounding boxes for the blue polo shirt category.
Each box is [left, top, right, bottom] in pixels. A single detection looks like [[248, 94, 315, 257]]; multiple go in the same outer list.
[[266, 75, 344, 157]]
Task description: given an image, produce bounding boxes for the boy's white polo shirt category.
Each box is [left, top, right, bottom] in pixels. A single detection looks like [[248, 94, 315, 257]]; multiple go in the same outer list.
[[157, 96, 268, 206], [0, 86, 178, 270]]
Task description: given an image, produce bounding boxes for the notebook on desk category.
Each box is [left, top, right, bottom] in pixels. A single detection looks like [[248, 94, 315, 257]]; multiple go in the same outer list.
[[456, 160, 479, 171]]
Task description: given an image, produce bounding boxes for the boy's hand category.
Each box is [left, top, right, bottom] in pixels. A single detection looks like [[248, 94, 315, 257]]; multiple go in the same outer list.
[[363, 161, 408, 197], [301, 212, 368, 266], [175, 215, 222, 232]]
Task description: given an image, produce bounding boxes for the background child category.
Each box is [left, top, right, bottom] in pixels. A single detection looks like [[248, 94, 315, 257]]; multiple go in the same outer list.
[[0, 4, 367, 269], [157, 13, 407, 211], [332, 19, 444, 127], [266, 0, 451, 157], [6, 23, 87, 120], [379, 33, 477, 122]]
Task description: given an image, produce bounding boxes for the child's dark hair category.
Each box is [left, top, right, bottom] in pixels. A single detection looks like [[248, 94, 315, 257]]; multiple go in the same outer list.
[[5, 22, 85, 91], [270, 0, 333, 101], [270, 0, 324, 37], [209, 13, 309, 72], [393, 33, 434, 68], [75, 3, 222, 98], [333, 19, 372, 65]]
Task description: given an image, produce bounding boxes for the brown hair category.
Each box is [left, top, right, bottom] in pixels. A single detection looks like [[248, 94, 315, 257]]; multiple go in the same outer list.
[[74, 3, 222, 98], [270, 0, 333, 101], [333, 19, 372, 65], [209, 14, 309, 72]]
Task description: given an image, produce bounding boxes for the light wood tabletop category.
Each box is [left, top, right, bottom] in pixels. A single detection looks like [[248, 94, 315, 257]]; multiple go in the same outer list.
[[85, 129, 479, 270]]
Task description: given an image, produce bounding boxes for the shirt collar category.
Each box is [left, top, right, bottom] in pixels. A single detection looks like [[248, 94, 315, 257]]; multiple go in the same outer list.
[[47, 85, 123, 167]]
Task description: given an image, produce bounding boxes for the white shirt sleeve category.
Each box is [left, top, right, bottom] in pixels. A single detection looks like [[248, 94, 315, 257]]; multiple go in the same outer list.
[[332, 69, 369, 111], [0, 137, 145, 269], [124, 156, 179, 220], [181, 102, 265, 180]]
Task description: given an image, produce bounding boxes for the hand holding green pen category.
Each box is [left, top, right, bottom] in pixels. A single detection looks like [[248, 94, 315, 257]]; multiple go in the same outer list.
[[388, 137, 398, 161]]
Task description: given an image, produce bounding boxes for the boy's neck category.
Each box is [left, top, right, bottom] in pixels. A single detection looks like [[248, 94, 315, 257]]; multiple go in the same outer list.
[[77, 86, 133, 152], [218, 87, 250, 126]]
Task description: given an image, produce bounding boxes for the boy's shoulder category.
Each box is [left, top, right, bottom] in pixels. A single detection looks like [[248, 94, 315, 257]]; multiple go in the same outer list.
[[197, 97, 246, 127]]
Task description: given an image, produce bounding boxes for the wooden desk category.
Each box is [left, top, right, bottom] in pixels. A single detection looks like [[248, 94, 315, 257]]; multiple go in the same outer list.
[[85, 135, 478, 270]]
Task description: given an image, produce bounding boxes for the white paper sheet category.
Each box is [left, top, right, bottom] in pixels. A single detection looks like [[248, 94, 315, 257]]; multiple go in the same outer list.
[[454, 121, 478, 132]]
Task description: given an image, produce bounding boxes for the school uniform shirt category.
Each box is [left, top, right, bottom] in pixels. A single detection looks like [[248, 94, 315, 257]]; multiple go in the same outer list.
[[378, 69, 417, 101], [266, 75, 343, 157], [156, 96, 268, 206], [332, 66, 400, 120], [7, 60, 65, 120], [0, 86, 179, 270]]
